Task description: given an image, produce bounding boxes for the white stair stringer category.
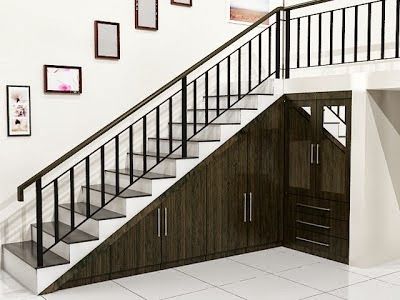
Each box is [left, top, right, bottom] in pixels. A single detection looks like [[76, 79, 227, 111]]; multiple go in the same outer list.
[[2, 83, 282, 295]]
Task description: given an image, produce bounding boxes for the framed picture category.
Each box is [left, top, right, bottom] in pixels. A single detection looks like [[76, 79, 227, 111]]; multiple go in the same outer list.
[[171, 0, 192, 7], [229, 0, 269, 25], [6, 85, 31, 137], [135, 0, 158, 30], [44, 65, 82, 94], [95, 21, 120, 59]]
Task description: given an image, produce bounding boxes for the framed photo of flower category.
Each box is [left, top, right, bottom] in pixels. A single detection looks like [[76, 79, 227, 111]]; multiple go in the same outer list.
[[171, 0, 192, 7], [7, 85, 31, 137], [95, 21, 120, 59], [135, 0, 158, 31], [44, 65, 82, 94]]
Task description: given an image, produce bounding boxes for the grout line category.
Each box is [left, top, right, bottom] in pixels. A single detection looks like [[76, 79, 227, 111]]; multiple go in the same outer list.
[[324, 278, 375, 295], [160, 287, 210, 300], [112, 280, 148, 300]]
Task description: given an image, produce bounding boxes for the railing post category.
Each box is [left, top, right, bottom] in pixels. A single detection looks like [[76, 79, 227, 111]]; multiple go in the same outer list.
[[181, 76, 188, 158], [285, 9, 291, 79], [276, 10, 281, 78], [36, 179, 43, 268]]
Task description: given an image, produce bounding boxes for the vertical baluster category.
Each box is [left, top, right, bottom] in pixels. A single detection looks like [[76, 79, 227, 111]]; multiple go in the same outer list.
[[258, 34, 262, 84], [227, 56, 231, 108], [381, 0, 386, 59], [143, 116, 147, 173], [342, 8, 346, 63], [53, 179, 59, 243], [156, 106, 160, 163], [268, 27, 271, 76], [193, 81, 197, 135], [101, 146, 105, 206], [354, 5, 358, 62], [318, 13, 322, 66], [248, 40, 252, 92], [276, 10, 281, 78], [181, 76, 188, 158], [169, 98, 173, 152], [205, 72, 209, 125], [70, 168, 75, 228], [238, 49, 242, 98], [396, 0, 400, 58], [297, 18, 301, 68], [307, 15, 311, 67], [217, 63, 220, 116], [115, 136, 119, 194], [129, 126, 134, 184], [330, 11, 333, 65], [36, 179, 43, 268], [85, 157, 90, 218], [285, 10, 291, 79], [367, 3, 372, 61]]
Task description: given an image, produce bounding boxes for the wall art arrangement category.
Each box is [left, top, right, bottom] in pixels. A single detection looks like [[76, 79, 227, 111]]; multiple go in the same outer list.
[[95, 21, 121, 59], [171, 0, 192, 7], [6, 85, 31, 137], [229, 0, 269, 25], [135, 0, 158, 30], [44, 65, 82, 94]]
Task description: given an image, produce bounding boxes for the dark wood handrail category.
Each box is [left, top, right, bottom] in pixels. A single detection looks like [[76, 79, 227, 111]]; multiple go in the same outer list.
[[17, 0, 334, 201]]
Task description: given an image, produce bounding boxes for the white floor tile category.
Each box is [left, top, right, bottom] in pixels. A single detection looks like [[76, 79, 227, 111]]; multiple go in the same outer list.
[[229, 247, 323, 273], [303, 293, 343, 299], [167, 287, 243, 300], [176, 258, 265, 286], [42, 281, 142, 300], [0, 275, 29, 295], [330, 279, 400, 300], [278, 263, 369, 292], [114, 269, 211, 300], [222, 273, 320, 300], [377, 271, 400, 286]]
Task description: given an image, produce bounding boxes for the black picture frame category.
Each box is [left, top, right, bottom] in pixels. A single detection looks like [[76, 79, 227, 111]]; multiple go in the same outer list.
[[6, 85, 32, 137], [95, 21, 121, 60], [135, 0, 159, 31], [44, 65, 82, 94], [171, 0, 192, 7]]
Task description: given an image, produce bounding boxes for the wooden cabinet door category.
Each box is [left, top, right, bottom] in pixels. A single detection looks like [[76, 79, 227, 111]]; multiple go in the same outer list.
[[247, 101, 283, 248], [286, 98, 317, 197], [315, 98, 351, 202], [110, 207, 161, 274], [161, 166, 207, 265], [206, 133, 248, 255]]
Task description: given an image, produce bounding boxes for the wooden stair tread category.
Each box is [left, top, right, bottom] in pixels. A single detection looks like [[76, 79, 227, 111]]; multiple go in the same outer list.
[[130, 151, 198, 159], [32, 222, 98, 244], [59, 202, 125, 221], [87, 184, 151, 198], [107, 169, 175, 180]]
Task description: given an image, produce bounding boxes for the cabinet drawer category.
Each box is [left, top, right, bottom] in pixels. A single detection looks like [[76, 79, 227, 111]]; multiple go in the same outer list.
[[287, 194, 349, 221]]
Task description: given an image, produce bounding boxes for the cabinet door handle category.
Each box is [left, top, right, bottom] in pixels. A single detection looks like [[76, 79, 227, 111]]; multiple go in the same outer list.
[[249, 192, 253, 222], [164, 207, 168, 237], [296, 220, 331, 230], [297, 203, 331, 212], [310, 144, 315, 165], [243, 193, 247, 223], [157, 208, 161, 238], [296, 237, 330, 247], [316, 144, 320, 165]]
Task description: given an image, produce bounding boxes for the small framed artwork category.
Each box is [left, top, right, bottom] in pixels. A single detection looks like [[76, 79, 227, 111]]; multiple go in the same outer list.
[[44, 65, 82, 94], [95, 21, 120, 59], [171, 0, 192, 7], [135, 0, 158, 31], [6, 85, 31, 137], [229, 0, 269, 25]]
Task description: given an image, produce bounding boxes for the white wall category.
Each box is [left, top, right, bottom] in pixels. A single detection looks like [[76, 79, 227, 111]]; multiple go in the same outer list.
[[0, 0, 248, 242]]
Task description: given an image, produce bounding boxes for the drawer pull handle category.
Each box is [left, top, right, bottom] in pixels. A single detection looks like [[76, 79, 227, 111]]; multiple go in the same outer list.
[[297, 203, 331, 212], [296, 237, 330, 247], [296, 220, 331, 230]]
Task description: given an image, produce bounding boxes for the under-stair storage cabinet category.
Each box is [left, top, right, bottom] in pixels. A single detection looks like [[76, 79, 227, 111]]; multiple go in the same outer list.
[[284, 92, 351, 263], [206, 100, 284, 257]]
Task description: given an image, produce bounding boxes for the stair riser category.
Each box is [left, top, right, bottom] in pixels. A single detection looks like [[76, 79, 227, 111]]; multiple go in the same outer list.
[[58, 206, 99, 237], [130, 154, 176, 175], [81, 188, 126, 215], [171, 124, 221, 140], [147, 139, 199, 156], [187, 110, 241, 124], [104, 172, 152, 194], [198, 96, 258, 109], [31, 226, 70, 261]]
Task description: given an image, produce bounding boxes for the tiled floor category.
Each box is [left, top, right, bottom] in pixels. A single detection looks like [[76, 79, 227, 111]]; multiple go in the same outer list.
[[4, 247, 400, 299]]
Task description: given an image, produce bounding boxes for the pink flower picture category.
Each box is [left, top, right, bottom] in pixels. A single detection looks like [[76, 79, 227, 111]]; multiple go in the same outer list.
[[45, 65, 82, 94]]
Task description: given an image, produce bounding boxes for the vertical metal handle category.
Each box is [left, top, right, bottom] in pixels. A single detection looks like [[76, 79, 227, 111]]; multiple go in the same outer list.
[[243, 193, 247, 223], [316, 144, 320, 165], [249, 192, 253, 222], [310, 144, 315, 165], [157, 208, 161, 238], [164, 207, 168, 237]]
